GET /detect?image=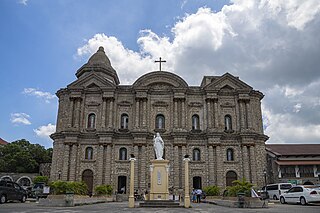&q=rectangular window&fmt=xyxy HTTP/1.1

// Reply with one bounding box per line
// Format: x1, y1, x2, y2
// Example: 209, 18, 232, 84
281, 166, 296, 178
300, 165, 314, 177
